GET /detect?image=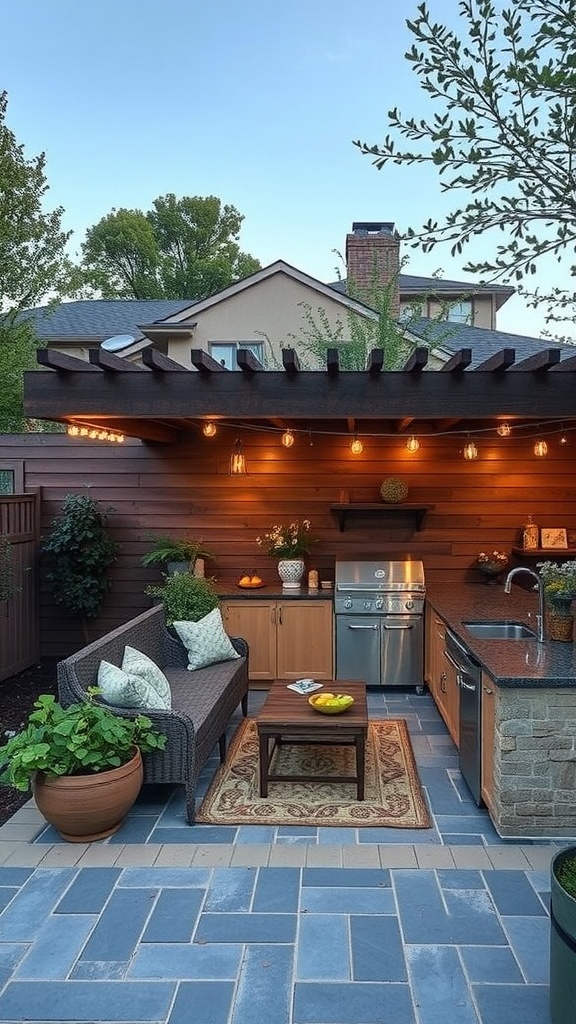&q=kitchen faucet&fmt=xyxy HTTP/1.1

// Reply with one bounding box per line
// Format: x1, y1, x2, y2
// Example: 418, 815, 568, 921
504, 567, 545, 642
